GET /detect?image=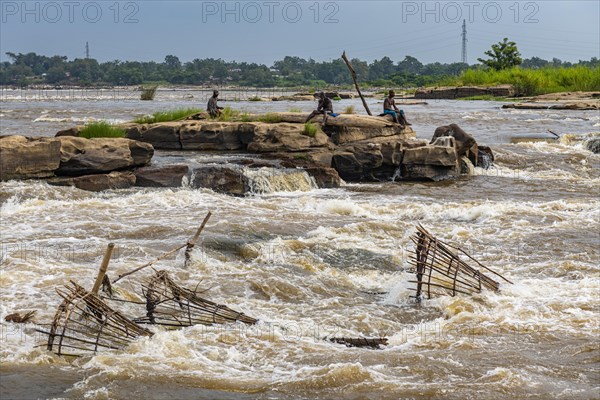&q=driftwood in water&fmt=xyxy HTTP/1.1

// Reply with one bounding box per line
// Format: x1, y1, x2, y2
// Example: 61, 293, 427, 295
409, 225, 512, 302
341, 51, 372, 116
329, 337, 388, 348
37, 281, 152, 357
128, 270, 257, 328
5, 311, 36, 323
